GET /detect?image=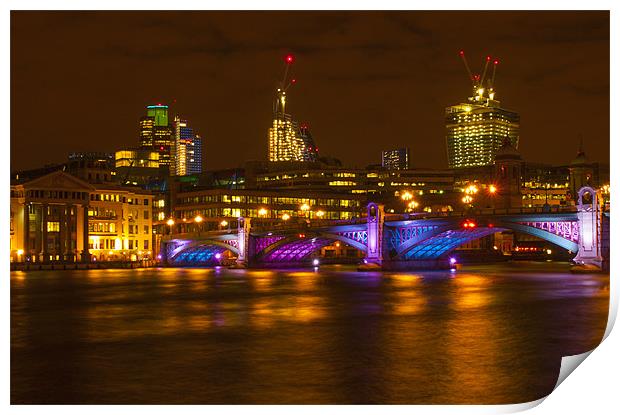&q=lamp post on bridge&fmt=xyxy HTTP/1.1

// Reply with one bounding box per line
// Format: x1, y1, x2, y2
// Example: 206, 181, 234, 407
194, 215, 203, 235
166, 218, 175, 235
